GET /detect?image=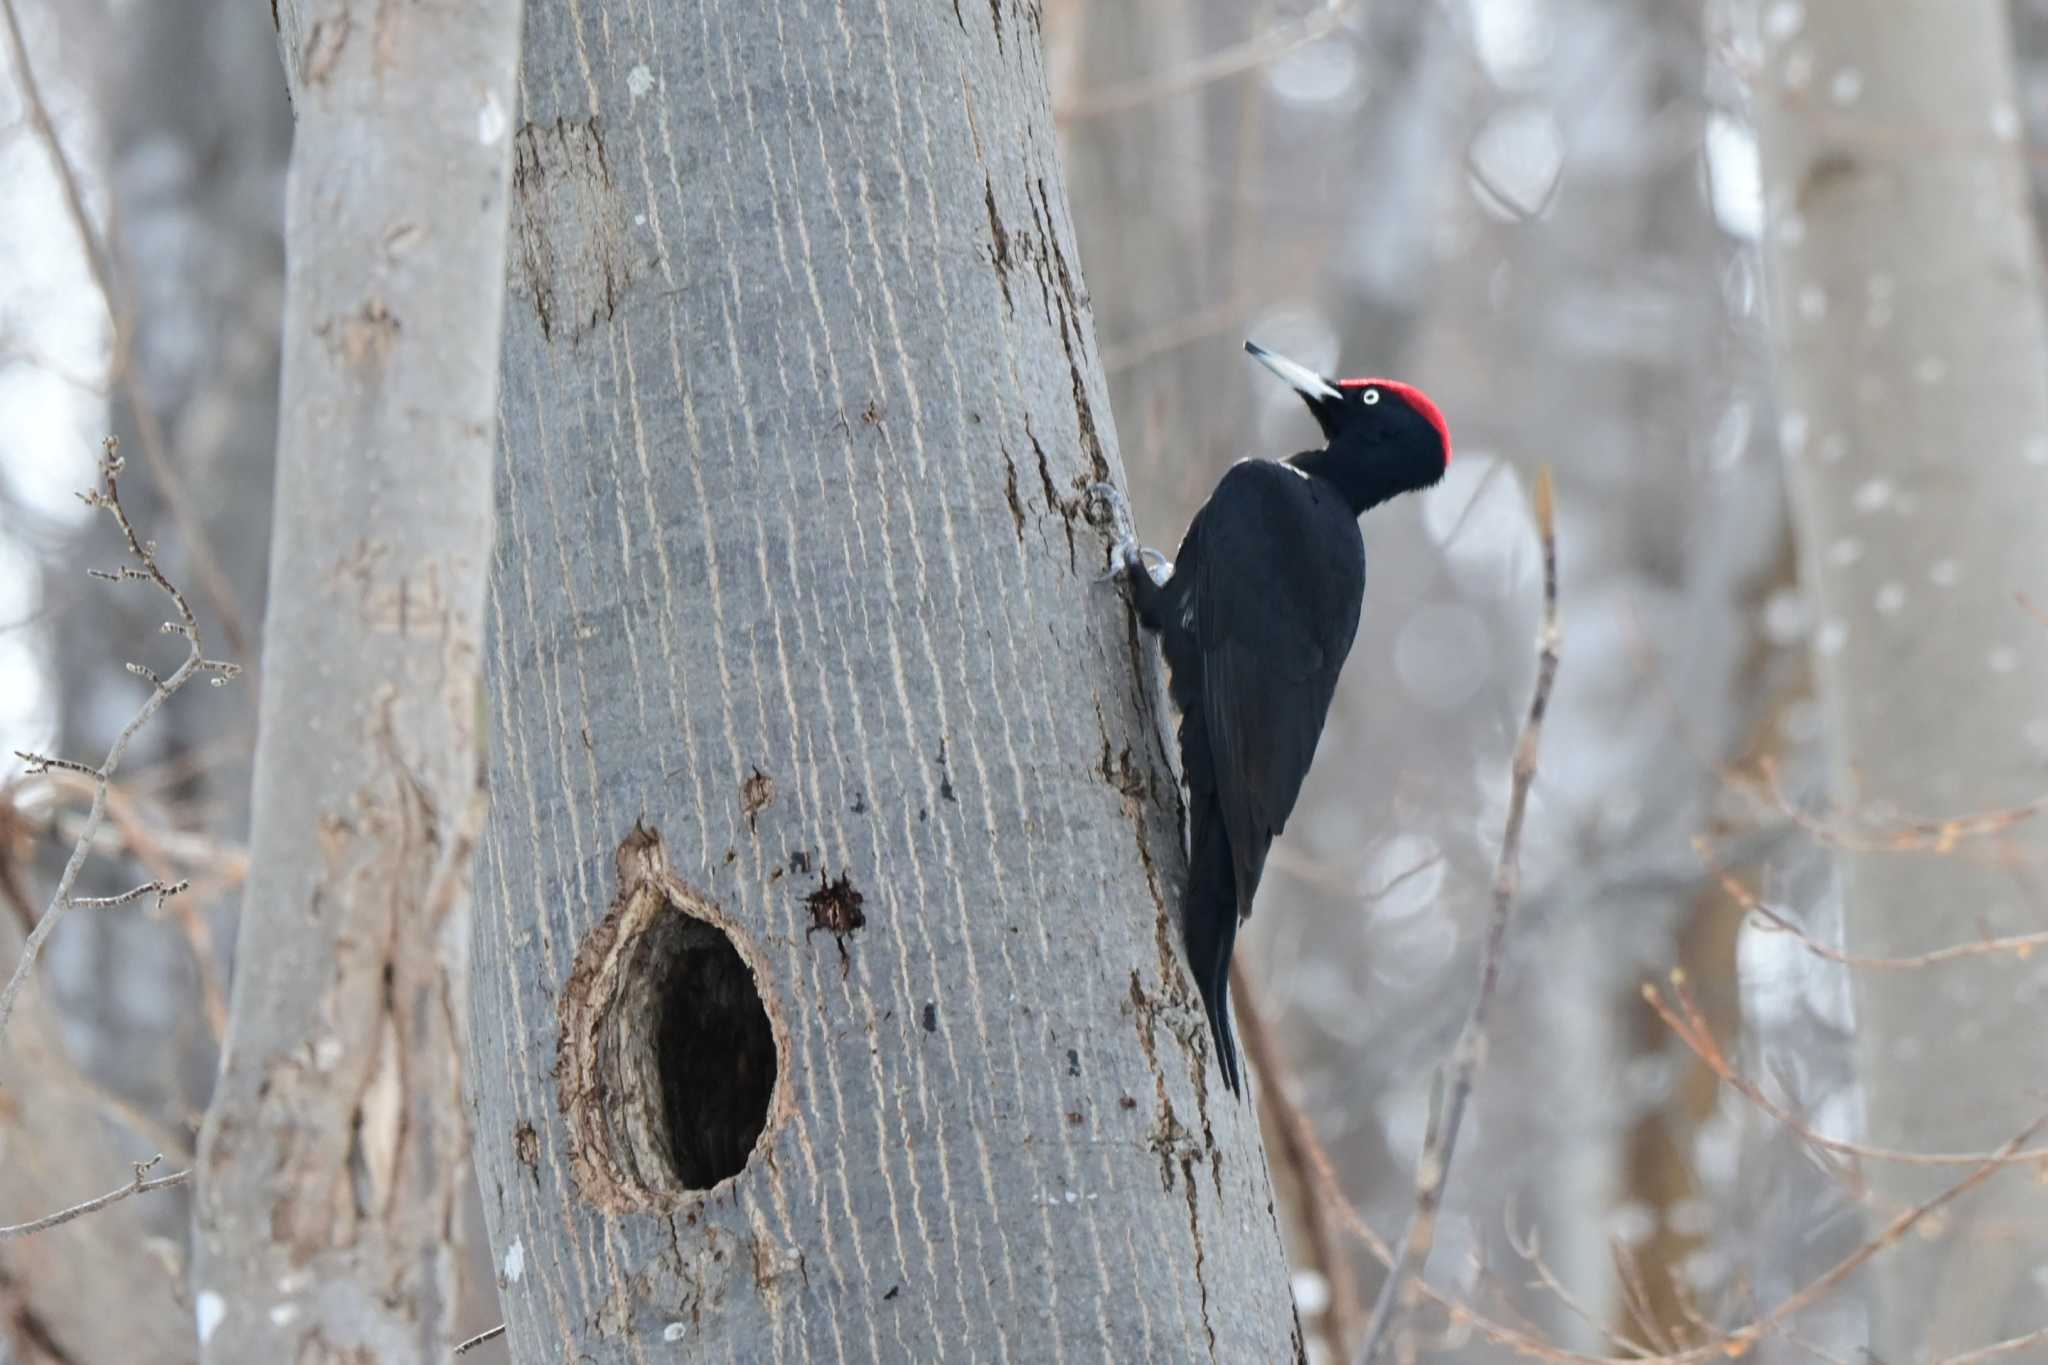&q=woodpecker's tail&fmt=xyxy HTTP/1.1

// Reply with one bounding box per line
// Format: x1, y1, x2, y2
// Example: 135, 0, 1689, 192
1185, 795, 1244, 1096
